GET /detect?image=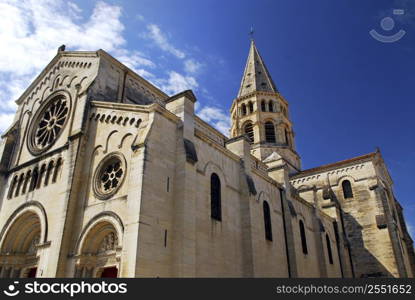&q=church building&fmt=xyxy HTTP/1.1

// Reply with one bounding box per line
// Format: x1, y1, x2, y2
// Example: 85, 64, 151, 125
0, 40, 413, 278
